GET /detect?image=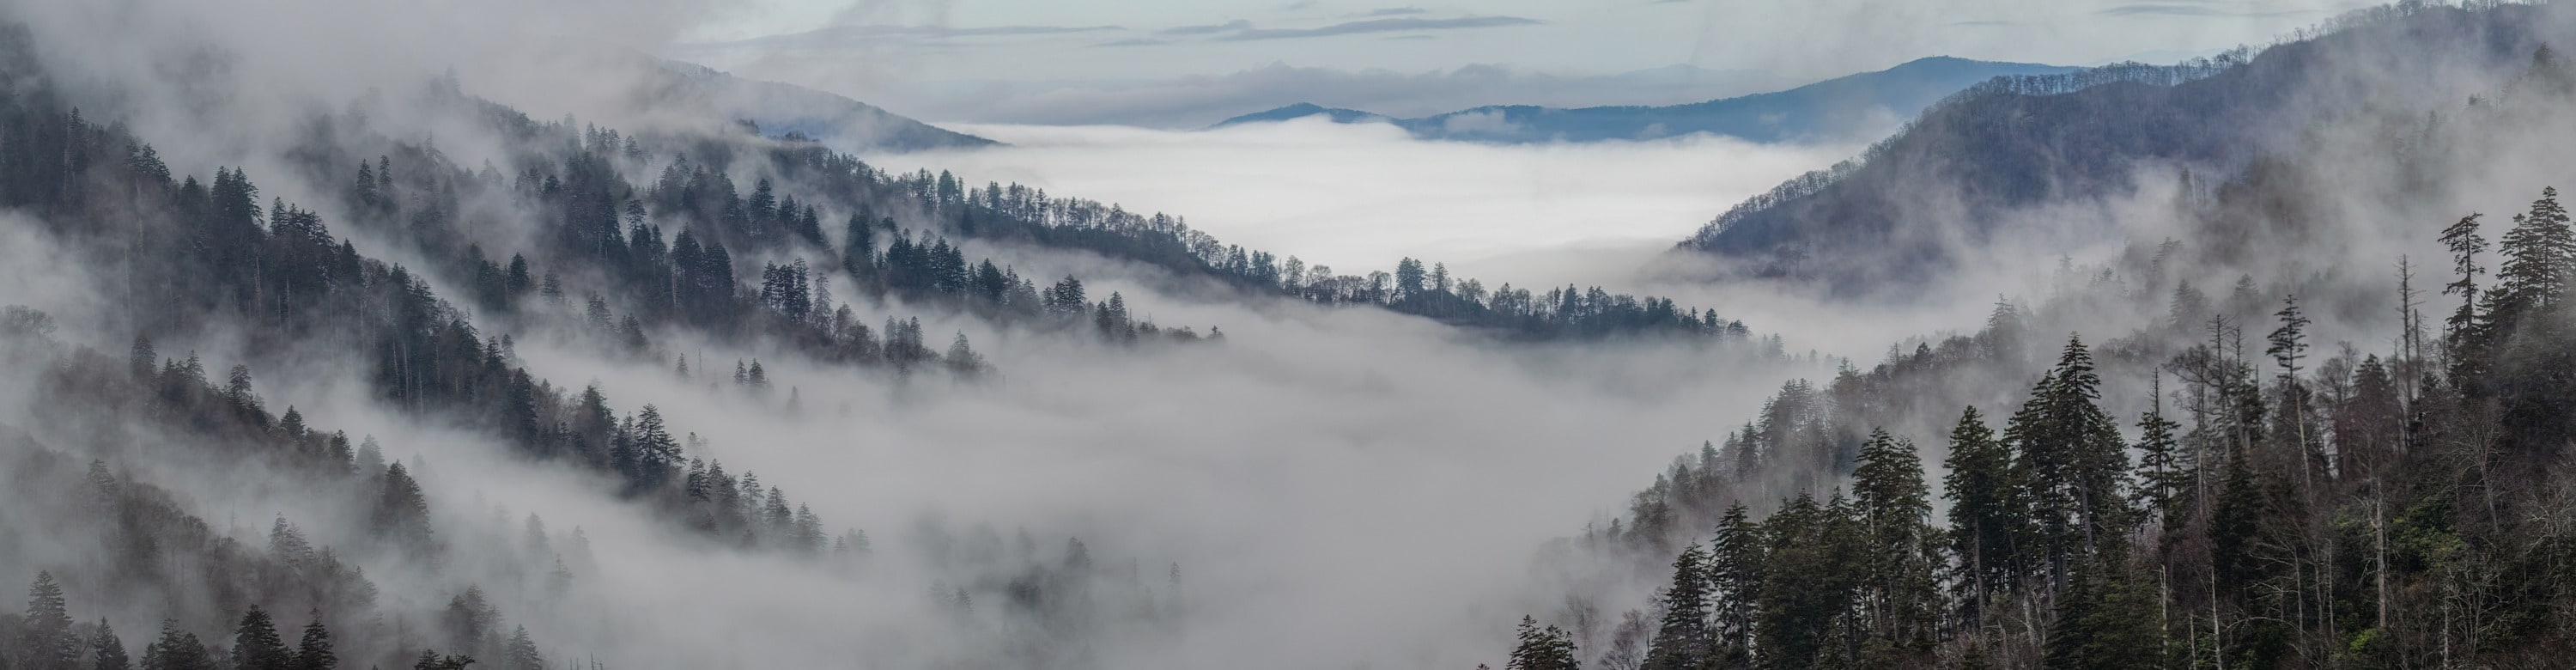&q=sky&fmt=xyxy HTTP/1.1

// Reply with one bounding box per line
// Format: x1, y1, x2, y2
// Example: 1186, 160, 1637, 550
670, 0, 2380, 121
